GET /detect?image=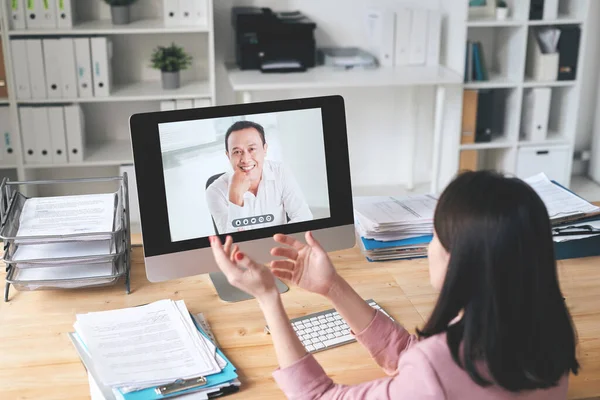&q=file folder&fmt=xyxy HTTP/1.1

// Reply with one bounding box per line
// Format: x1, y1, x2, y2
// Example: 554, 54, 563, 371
193, 98, 211, 108
11, 40, 31, 99
394, 8, 411, 66
0, 42, 8, 98
90, 37, 112, 97
27, 0, 57, 28
426, 10, 442, 66
175, 99, 193, 110
8, 0, 27, 29
42, 39, 63, 98
0, 107, 17, 164
48, 106, 68, 164
64, 104, 85, 162
192, 0, 208, 26
26, 39, 48, 99
159, 100, 176, 111
163, 0, 179, 27
33, 107, 53, 163
74, 38, 94, 98
59, 39, 78, 98
409, 8, 428, 65
522, 88, 551, 142
365, 8, 394, 67
19, 107, 37, 163
179, 0, 195, 26
56, 0, 74, 28
543, 0, 559, 20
